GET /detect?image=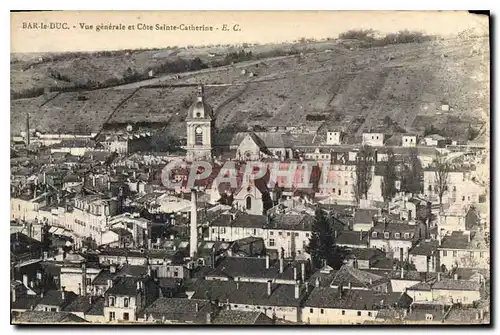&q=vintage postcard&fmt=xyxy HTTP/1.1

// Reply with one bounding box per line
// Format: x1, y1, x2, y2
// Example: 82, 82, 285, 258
10, 11, 490, 325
